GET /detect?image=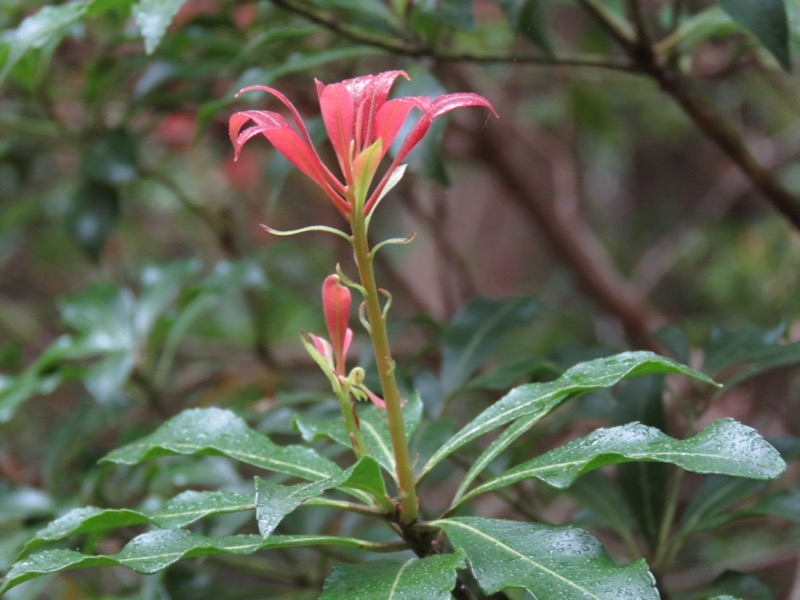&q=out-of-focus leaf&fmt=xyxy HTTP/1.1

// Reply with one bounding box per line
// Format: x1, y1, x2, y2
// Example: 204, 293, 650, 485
657, 7, 742, 56
678, 475, 767, 535
461, 356, 558, 392
0, 372, 60, 423
567, 471, 637, 541
411, 0, 476, 32
19, 491, 254, 556
499, 0, 553, 54
440, 297, 537, 398
132, 0, 190, 54
689, 570, 773, 600
749, 488, 800, 523
0, 529, 390, 594
0, 487, 54, 525
420, 351, 720, 480
295, 393, 422, 475
66, 181, 120, 261
319, 552, 466, 600
436, 518, 658, 598
703, 324, 786, 377
718, 0, 791, 69
459, 419, 784, 505
80, 129, 138, 186
0, 0, 90, 82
